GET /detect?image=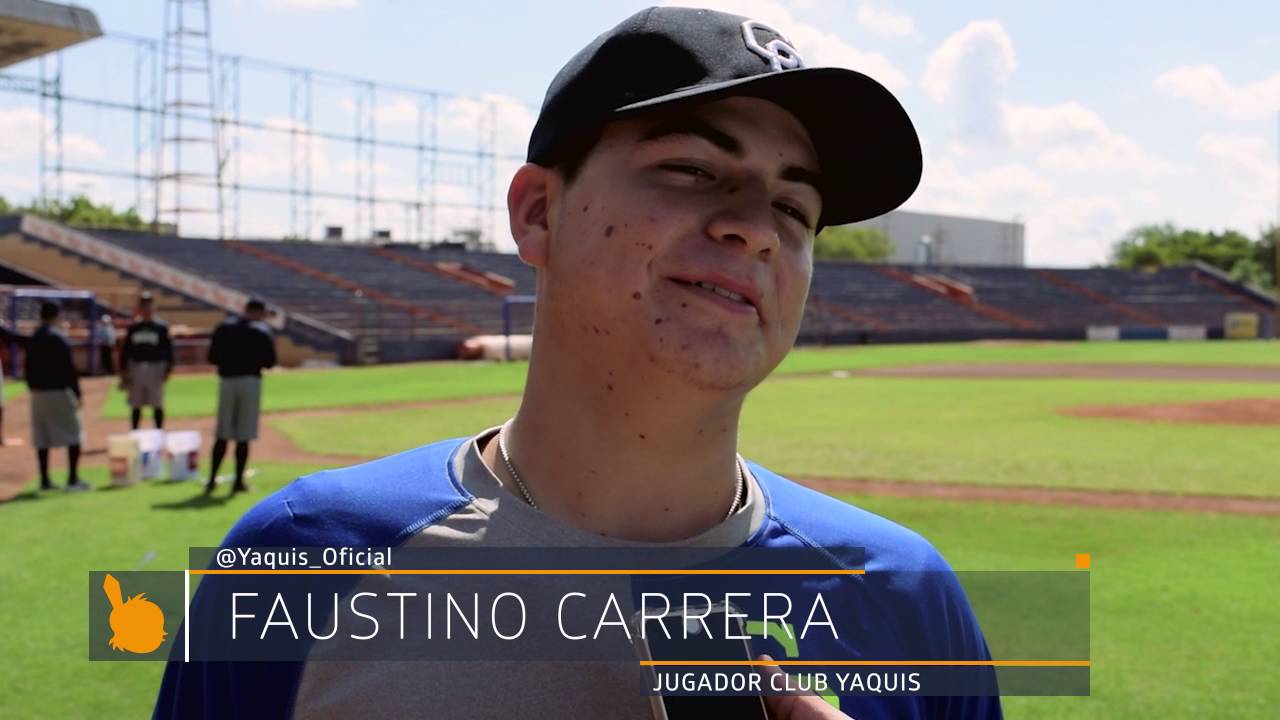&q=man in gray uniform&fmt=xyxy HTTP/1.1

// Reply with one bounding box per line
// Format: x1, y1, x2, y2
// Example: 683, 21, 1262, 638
205, 299, 276, 495
120, 292, 175, 430
26, 301, 87, 491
